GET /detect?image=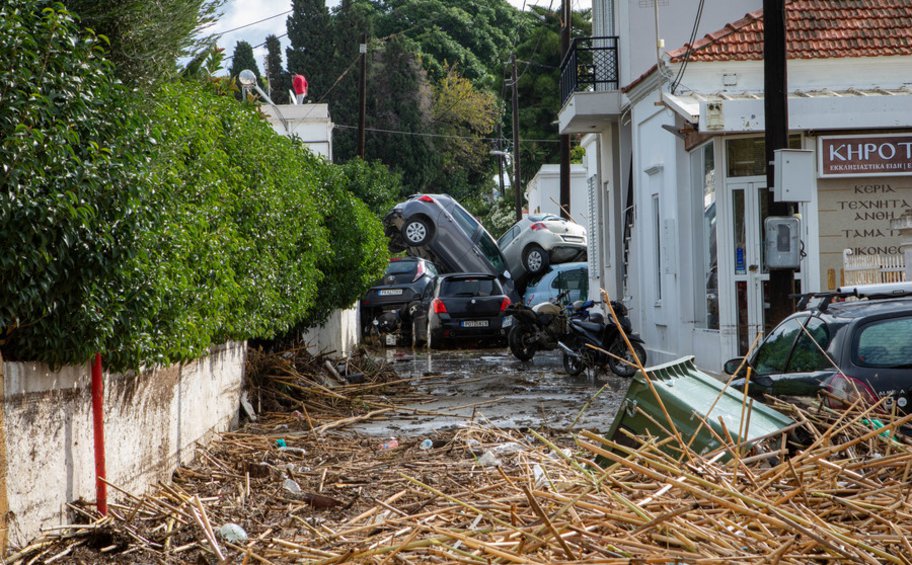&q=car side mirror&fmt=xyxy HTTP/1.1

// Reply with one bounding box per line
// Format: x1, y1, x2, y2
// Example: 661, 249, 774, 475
723, 358, 744, 375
